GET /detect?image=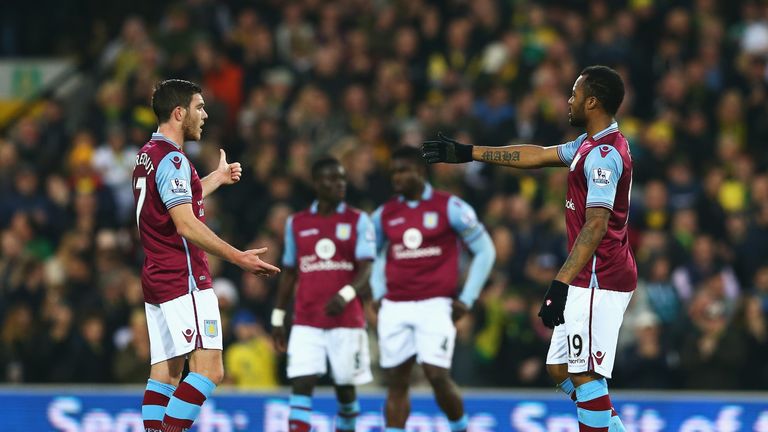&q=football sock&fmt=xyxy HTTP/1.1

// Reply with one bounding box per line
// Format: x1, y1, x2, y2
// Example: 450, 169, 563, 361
162, 373, 216, 432
142, 379, 175, 432
289, 394, 313, 432
575, 379, 613, 432
335, 400, 359, 431
558, 377, 577, 402
449, 413, 469, 431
